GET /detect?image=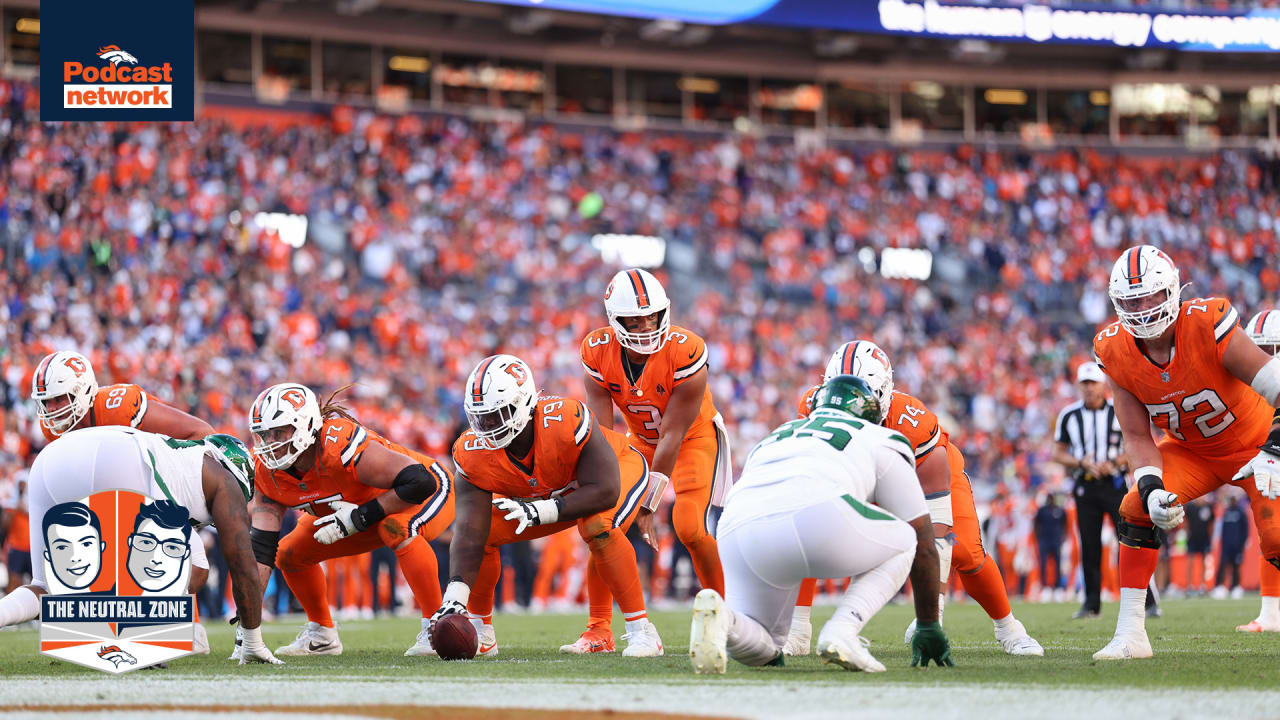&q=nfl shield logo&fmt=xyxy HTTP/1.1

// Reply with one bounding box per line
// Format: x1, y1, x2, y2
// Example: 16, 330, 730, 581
39, 489, 196, 674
